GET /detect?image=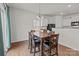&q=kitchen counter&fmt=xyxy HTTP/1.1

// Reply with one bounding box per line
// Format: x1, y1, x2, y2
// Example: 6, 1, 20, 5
52, 28, 79, 51
62, 26, 79, 29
